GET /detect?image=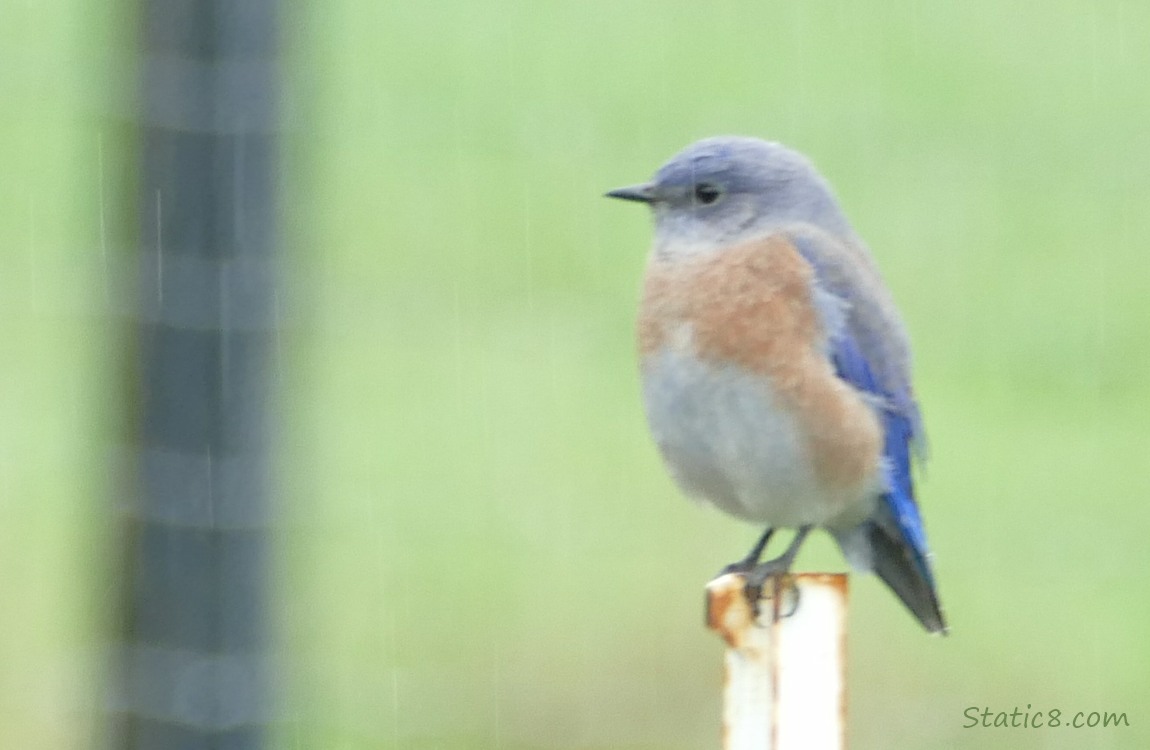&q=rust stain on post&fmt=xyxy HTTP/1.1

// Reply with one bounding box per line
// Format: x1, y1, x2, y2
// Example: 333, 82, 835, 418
705, 574, 755, 648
